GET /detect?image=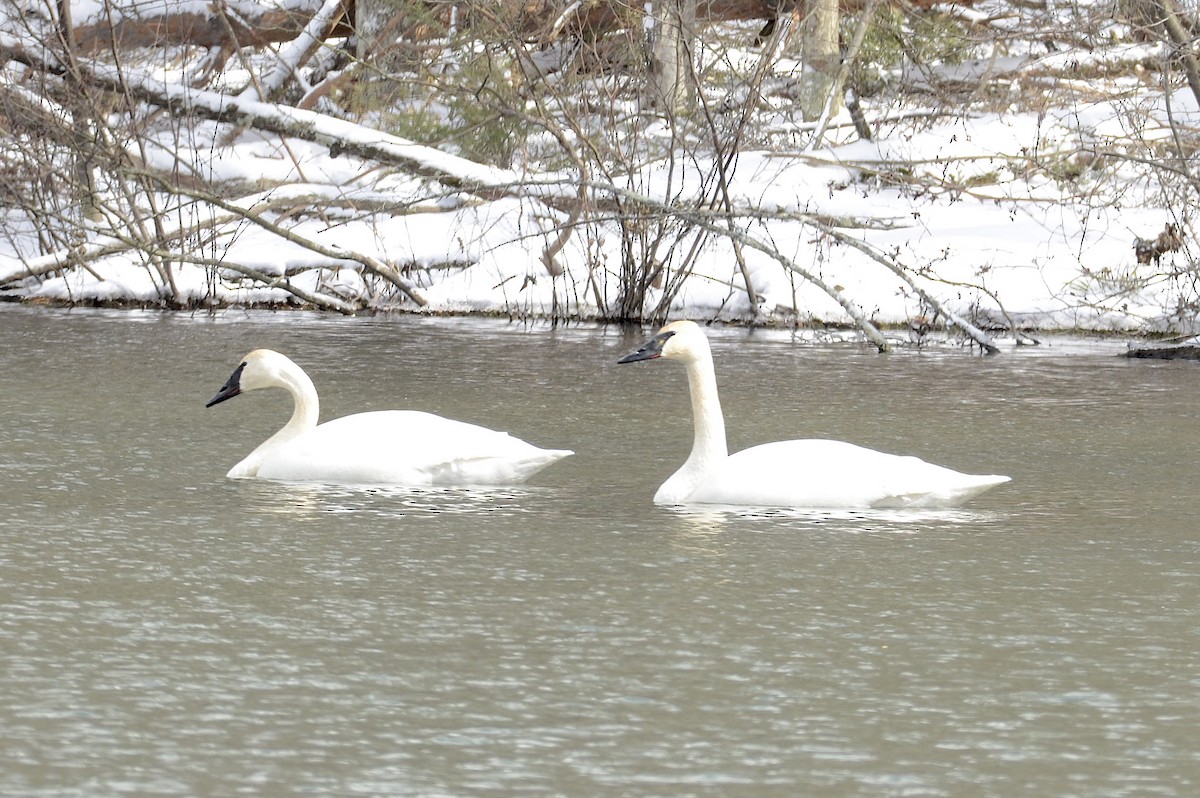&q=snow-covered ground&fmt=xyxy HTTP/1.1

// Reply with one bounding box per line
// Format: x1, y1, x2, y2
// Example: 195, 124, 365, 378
2, 5, 1198, 339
